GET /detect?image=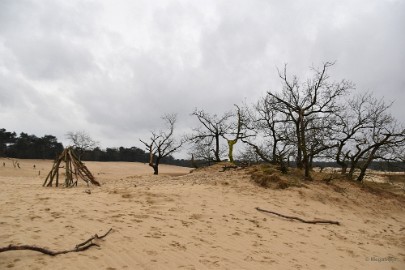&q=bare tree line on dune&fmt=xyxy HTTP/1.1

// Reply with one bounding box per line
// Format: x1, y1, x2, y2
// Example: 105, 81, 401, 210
141, 62, 404, 180
1, 62, 402, 179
